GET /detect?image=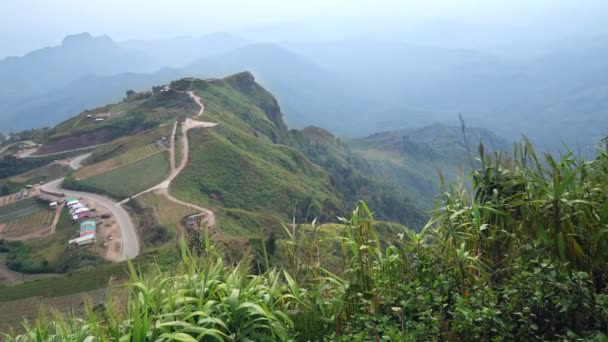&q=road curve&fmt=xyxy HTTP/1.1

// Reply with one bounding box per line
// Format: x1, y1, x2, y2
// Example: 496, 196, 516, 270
42, 179, 140, 260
